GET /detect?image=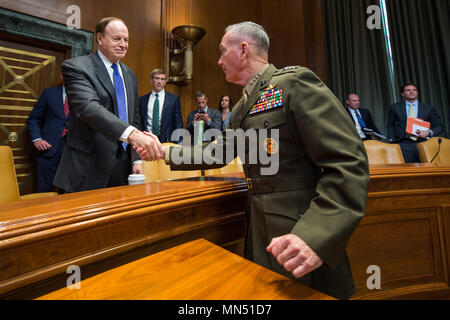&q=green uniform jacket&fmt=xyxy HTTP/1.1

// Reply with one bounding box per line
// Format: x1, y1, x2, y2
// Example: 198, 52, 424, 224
169, 64, 369, 299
